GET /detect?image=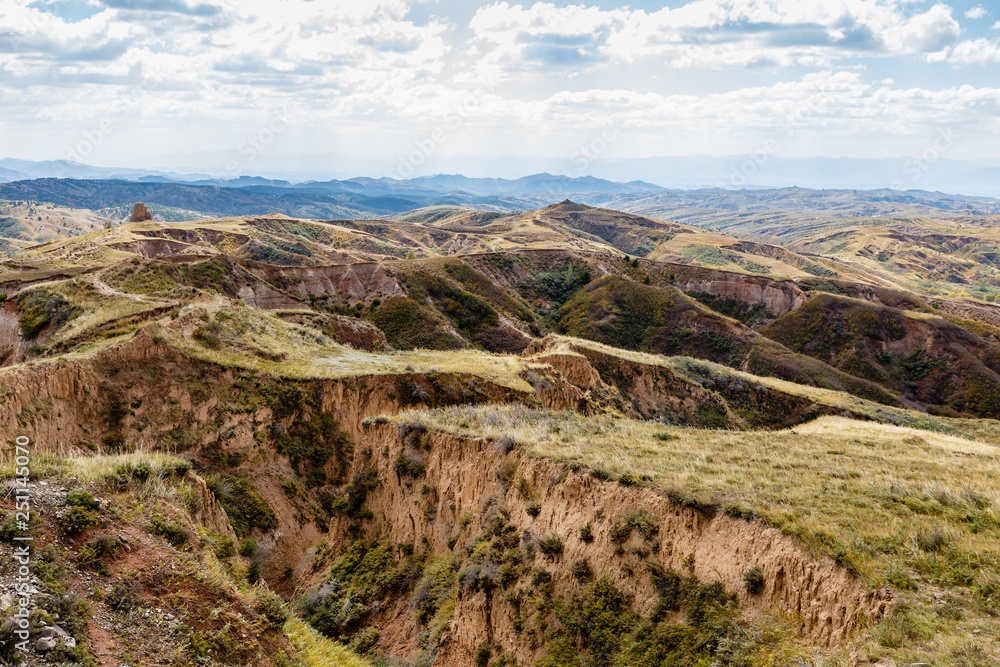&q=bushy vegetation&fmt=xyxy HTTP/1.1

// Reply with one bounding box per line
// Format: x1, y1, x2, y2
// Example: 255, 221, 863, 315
60, 505, 103, 535
276, 411, 351, 475
688, 291, 774, 326
301, 540, 418, 639
368, 297, 464, 350
17, 287, 77, 338
148, 515, 190, 547
522, 263, 592, 307
402, 269, 501, 340
205, 473, 279, 538
533, 571, 786, 667
558, 277, 746, 367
